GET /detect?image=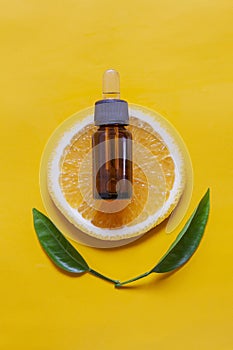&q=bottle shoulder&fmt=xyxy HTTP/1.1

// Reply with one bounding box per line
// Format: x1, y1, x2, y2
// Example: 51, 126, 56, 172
93, 125, 132, 140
